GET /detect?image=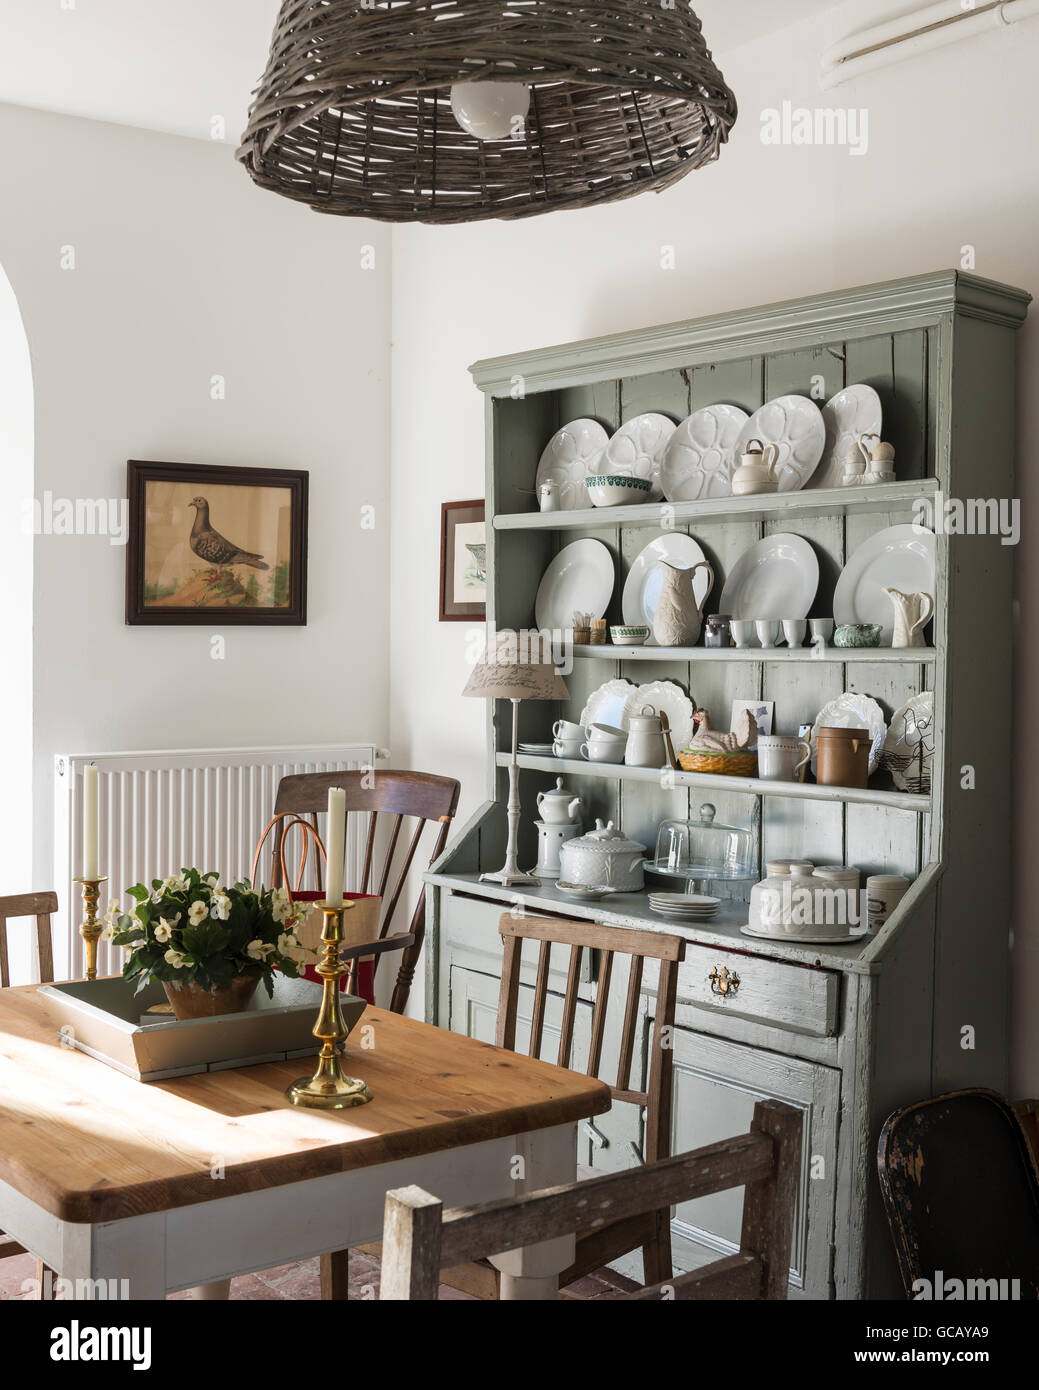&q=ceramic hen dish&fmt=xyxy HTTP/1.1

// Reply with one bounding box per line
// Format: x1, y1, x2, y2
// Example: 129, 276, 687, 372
734, 396, 826, 492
